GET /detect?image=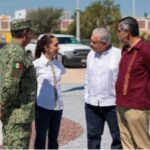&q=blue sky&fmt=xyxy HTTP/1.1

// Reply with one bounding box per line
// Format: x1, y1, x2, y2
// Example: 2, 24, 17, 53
0, 0, 149, 18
